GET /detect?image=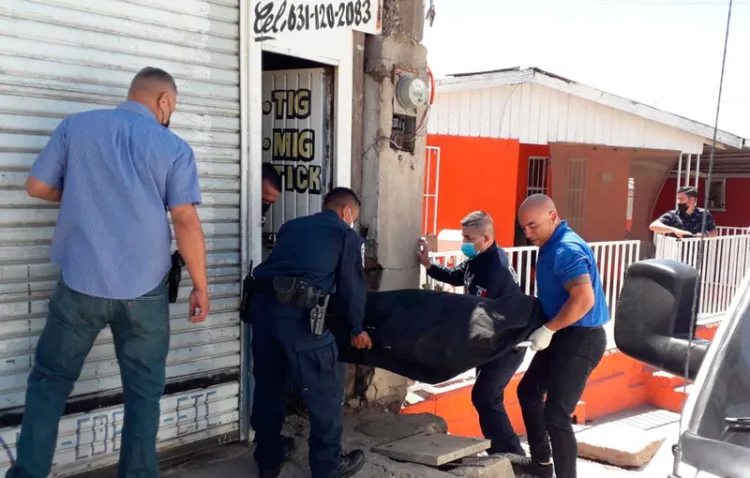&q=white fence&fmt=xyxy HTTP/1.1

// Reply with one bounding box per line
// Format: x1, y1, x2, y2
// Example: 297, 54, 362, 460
716, 225, 750, 236
420, 240, 642, 323
655, 233, 750, 319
